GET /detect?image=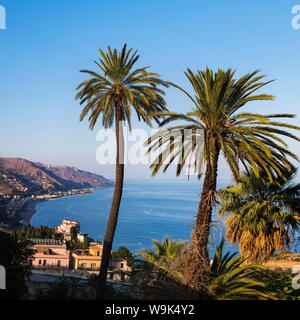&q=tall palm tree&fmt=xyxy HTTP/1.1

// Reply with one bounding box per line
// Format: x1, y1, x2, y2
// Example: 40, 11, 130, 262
76, 44, 168, 298
218, 168, 300, 263
145, 68, 300, 297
